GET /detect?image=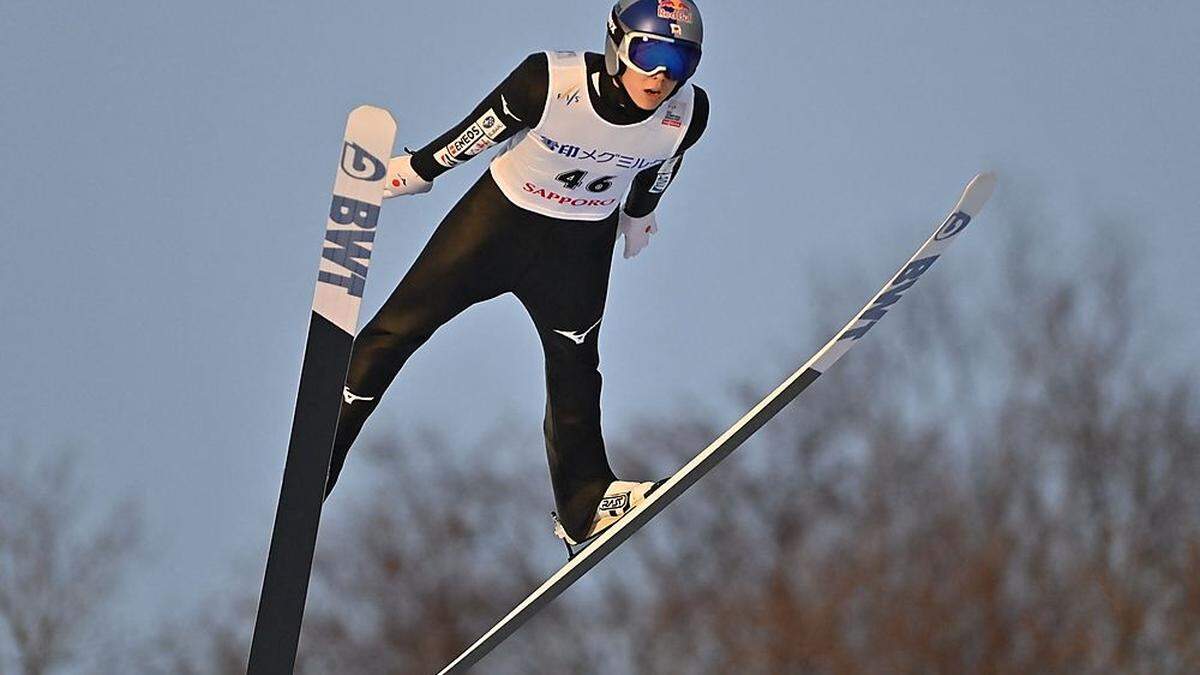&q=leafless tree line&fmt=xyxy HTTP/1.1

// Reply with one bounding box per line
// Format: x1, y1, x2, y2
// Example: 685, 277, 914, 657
0, 442, 141, 675
5, 221, 1197, 673
158, 226, 1199, 673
